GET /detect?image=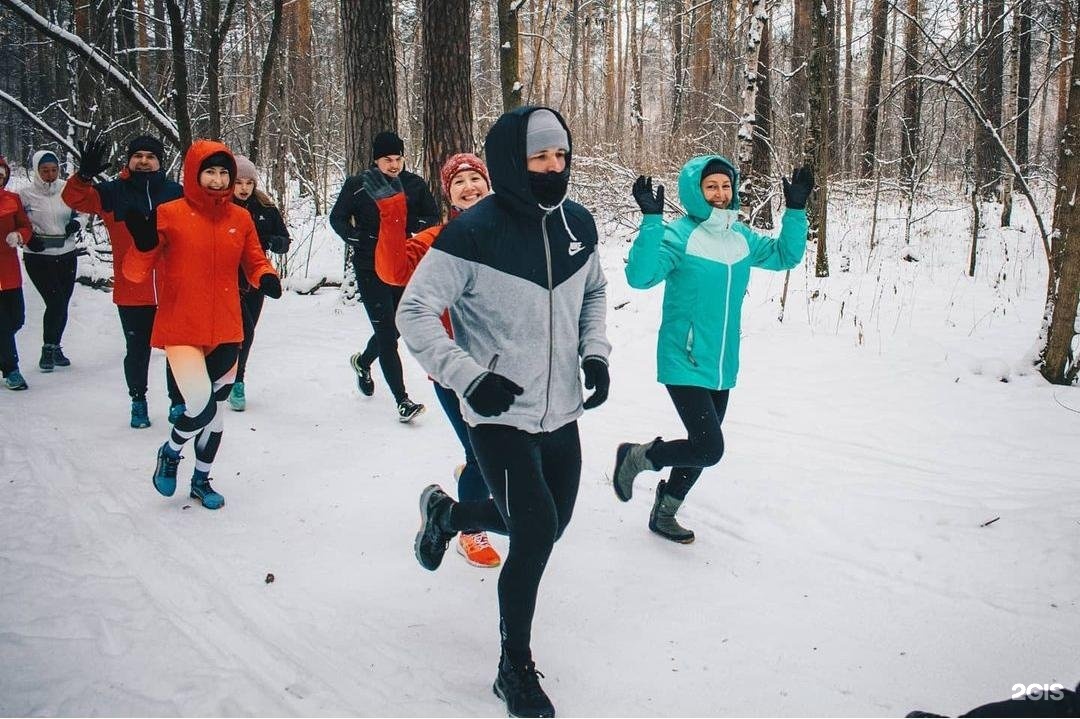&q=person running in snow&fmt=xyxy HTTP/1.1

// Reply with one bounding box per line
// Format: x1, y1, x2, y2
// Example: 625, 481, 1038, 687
123, 140, 281, 510
611, 155, 813, 543
368, 151, 501, 569
0, 155, 33, 390
227, 155, 291, 412
17, 149, 82, 373
63, 132, 186, 429
397, 107, 611, 718
329, 130, 439, 422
